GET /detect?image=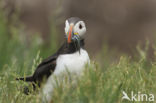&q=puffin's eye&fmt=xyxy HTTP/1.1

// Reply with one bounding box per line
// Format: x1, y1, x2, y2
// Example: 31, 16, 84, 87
79, 24, 82, 29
